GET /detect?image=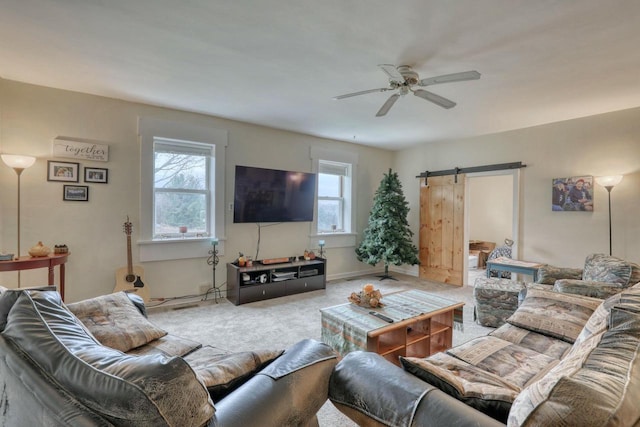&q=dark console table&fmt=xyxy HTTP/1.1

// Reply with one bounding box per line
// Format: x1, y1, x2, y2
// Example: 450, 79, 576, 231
226, 258, 326, 305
